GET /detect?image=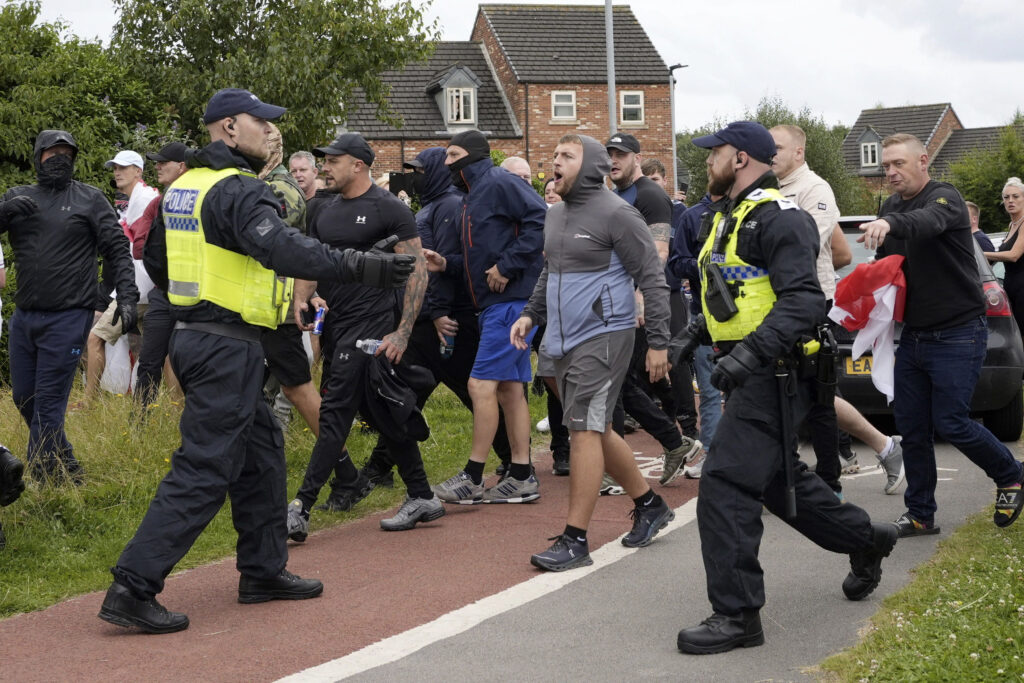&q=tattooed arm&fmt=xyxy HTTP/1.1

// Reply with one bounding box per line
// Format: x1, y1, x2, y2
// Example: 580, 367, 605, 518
378, 236, 427, 364
649, 221, 671, 267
